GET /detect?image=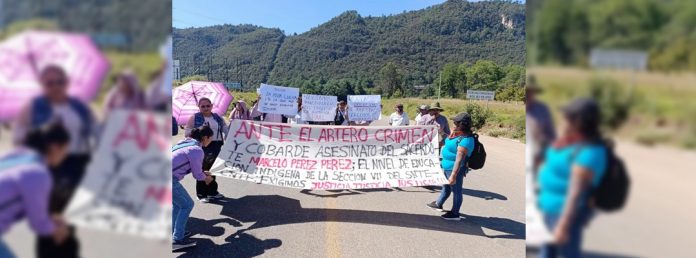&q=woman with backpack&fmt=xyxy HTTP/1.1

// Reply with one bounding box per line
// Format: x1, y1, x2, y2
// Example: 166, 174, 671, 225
184, 97, 227, 203
426, 112, 475, 221
536, 98, 608, 258
172, 125, 215, 251
0, 123, 72, 258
